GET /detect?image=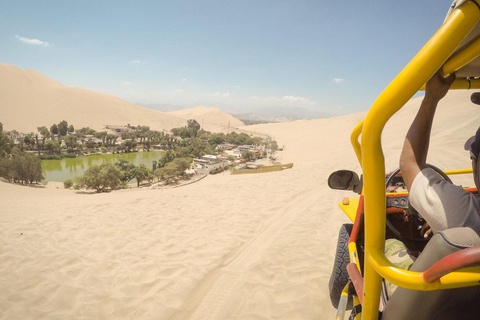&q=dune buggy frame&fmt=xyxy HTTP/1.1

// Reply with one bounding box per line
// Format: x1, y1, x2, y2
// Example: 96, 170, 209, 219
332, 1, 480, 319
